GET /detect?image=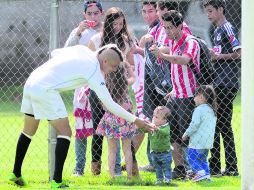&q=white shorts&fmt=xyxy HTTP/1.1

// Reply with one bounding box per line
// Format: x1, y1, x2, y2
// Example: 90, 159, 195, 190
21, 82, 68, 120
